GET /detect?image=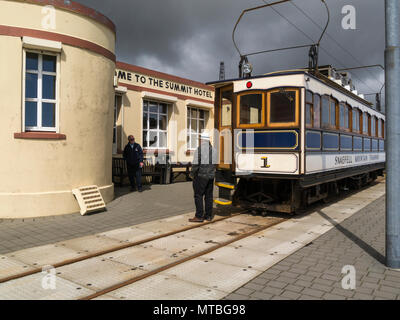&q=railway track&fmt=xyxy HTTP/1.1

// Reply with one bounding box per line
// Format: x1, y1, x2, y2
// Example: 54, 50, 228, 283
0, 210, 286, 300
0, 179, 384, 300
